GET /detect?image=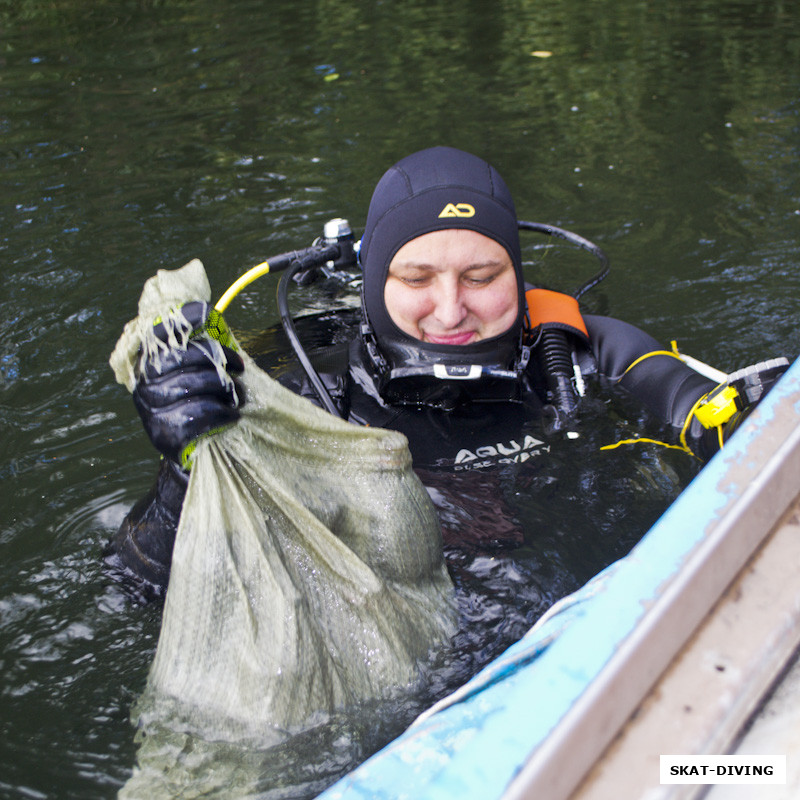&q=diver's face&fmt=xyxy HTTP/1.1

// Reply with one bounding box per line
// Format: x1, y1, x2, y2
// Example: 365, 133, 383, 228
384, 229, 519, 345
